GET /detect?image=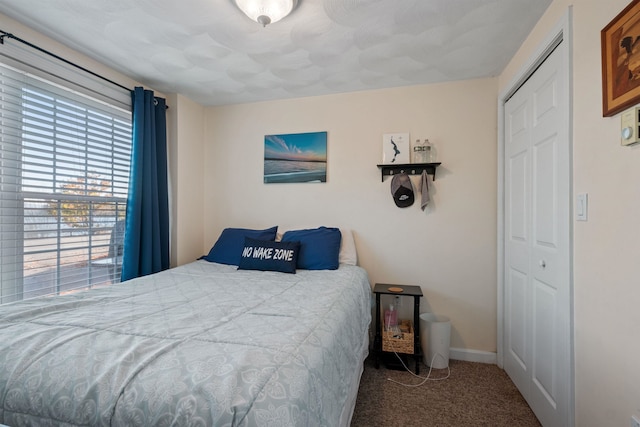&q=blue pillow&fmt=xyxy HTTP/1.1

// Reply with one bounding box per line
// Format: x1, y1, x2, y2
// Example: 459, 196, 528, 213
281, 227, 342, 270
237, 237, 300, 274
203, 226, 278, 266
